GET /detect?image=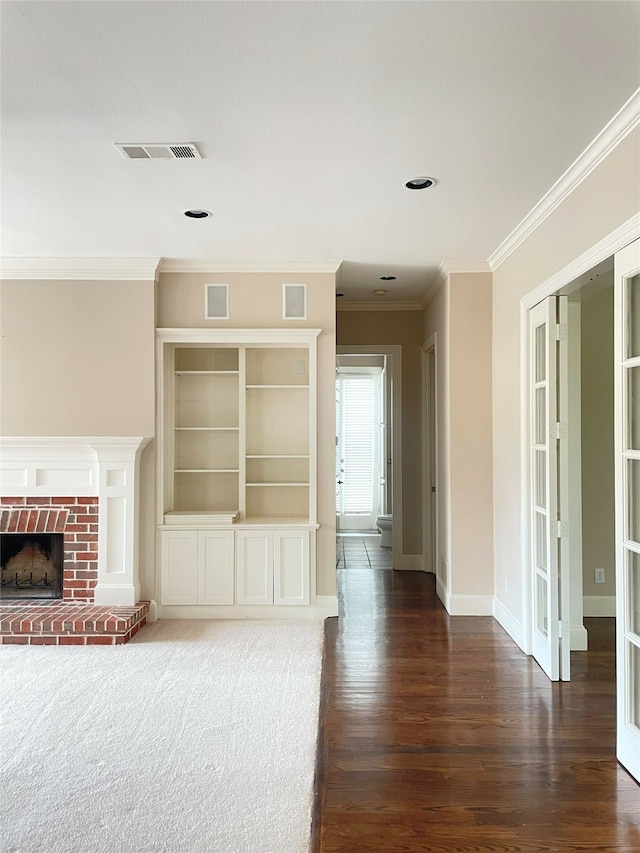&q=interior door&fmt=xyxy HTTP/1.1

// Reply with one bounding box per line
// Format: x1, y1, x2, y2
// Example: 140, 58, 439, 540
529, 296, 562, 681
614, 238, 640, 782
